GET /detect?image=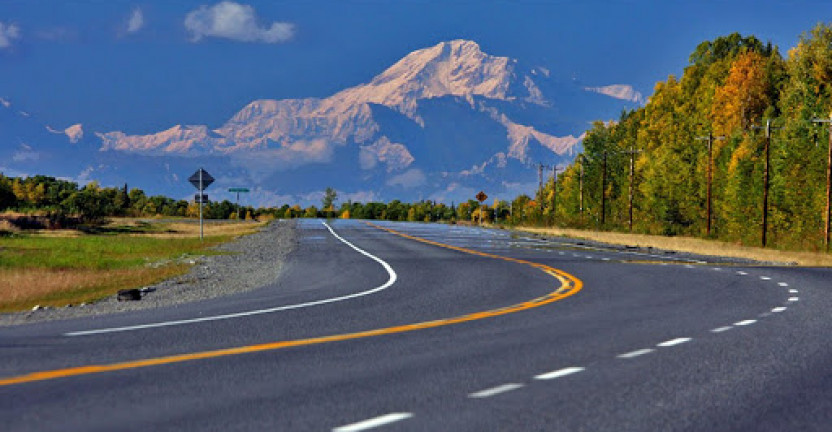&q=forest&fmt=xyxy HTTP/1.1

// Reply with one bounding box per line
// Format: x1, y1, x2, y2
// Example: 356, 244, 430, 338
527, 25, 832, 251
